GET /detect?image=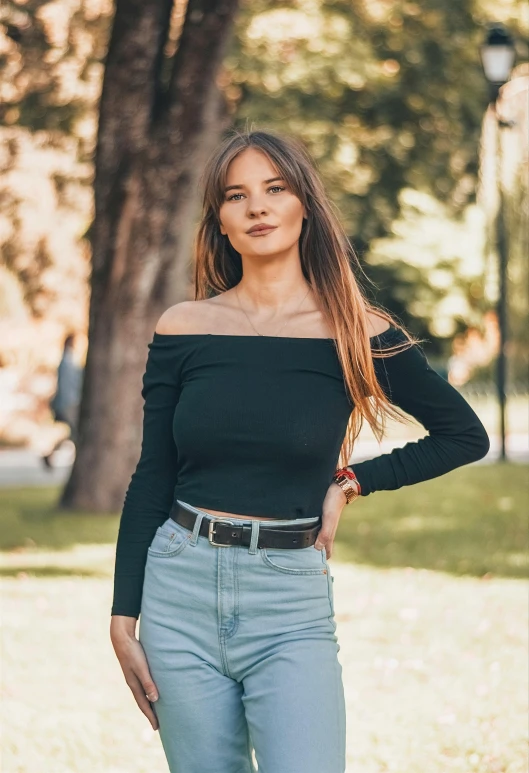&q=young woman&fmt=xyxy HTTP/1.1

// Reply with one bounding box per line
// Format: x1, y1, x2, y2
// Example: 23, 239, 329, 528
110, 129, 490, 773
